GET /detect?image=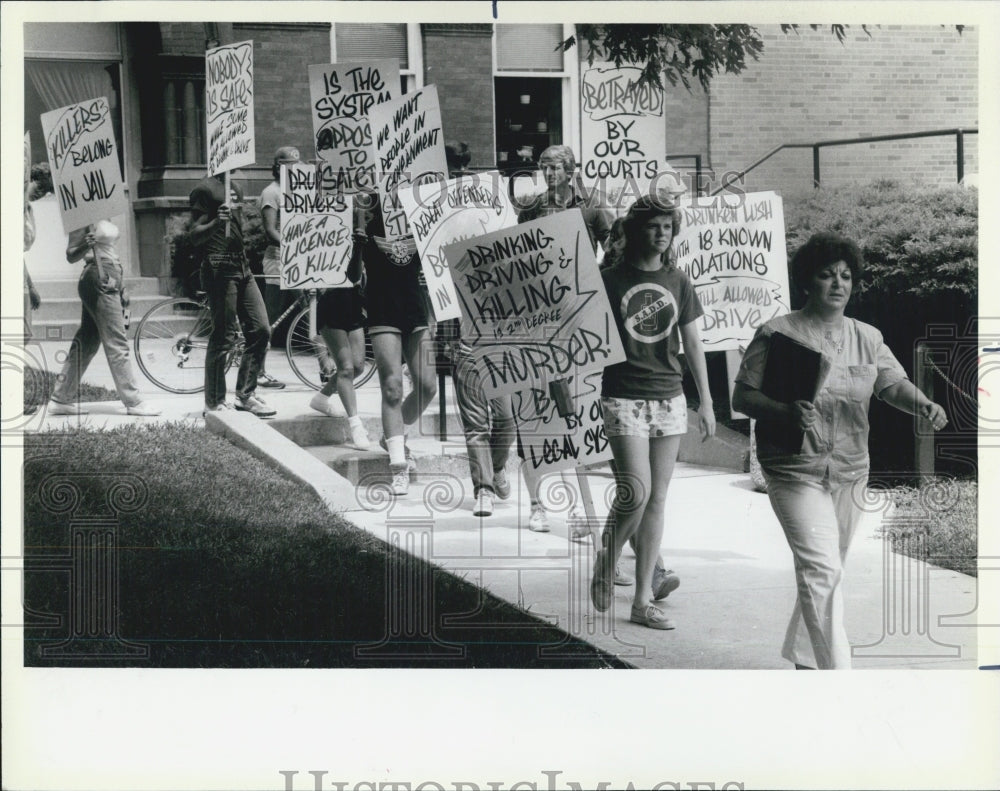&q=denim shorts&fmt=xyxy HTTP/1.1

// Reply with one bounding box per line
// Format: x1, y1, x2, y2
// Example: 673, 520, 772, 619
601, 393, 688, 438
